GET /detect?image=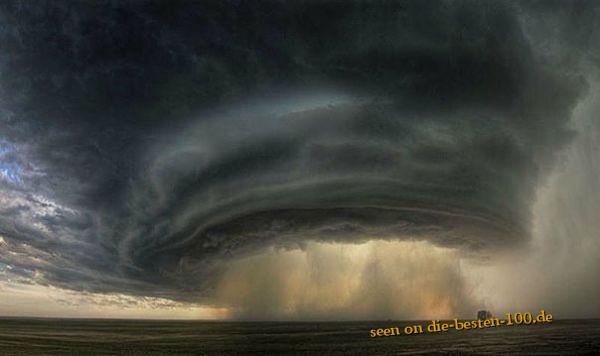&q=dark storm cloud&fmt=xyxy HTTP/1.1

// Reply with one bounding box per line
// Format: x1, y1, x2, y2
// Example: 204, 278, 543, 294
0, 1, 594, 301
